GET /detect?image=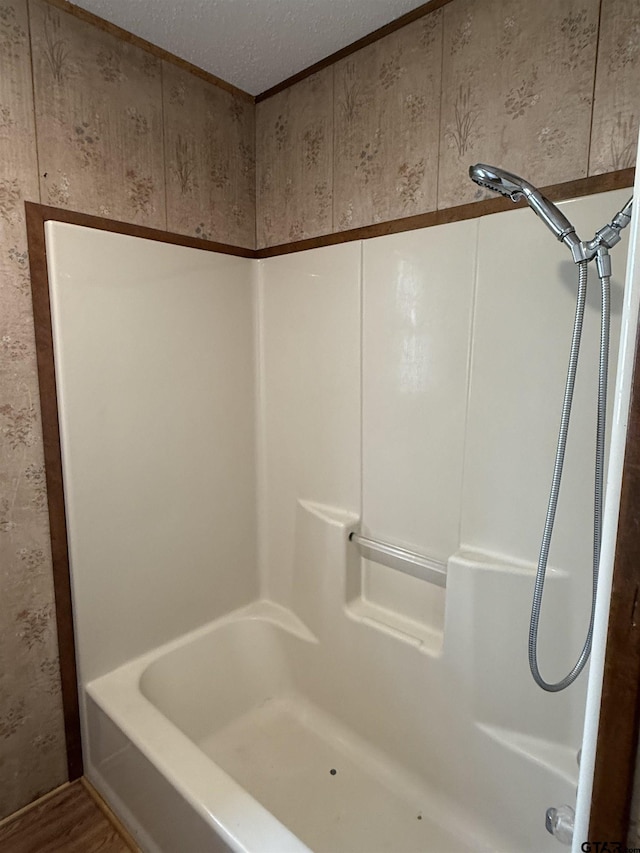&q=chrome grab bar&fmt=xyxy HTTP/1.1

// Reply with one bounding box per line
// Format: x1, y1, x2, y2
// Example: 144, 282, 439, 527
349, 532, 447, 588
